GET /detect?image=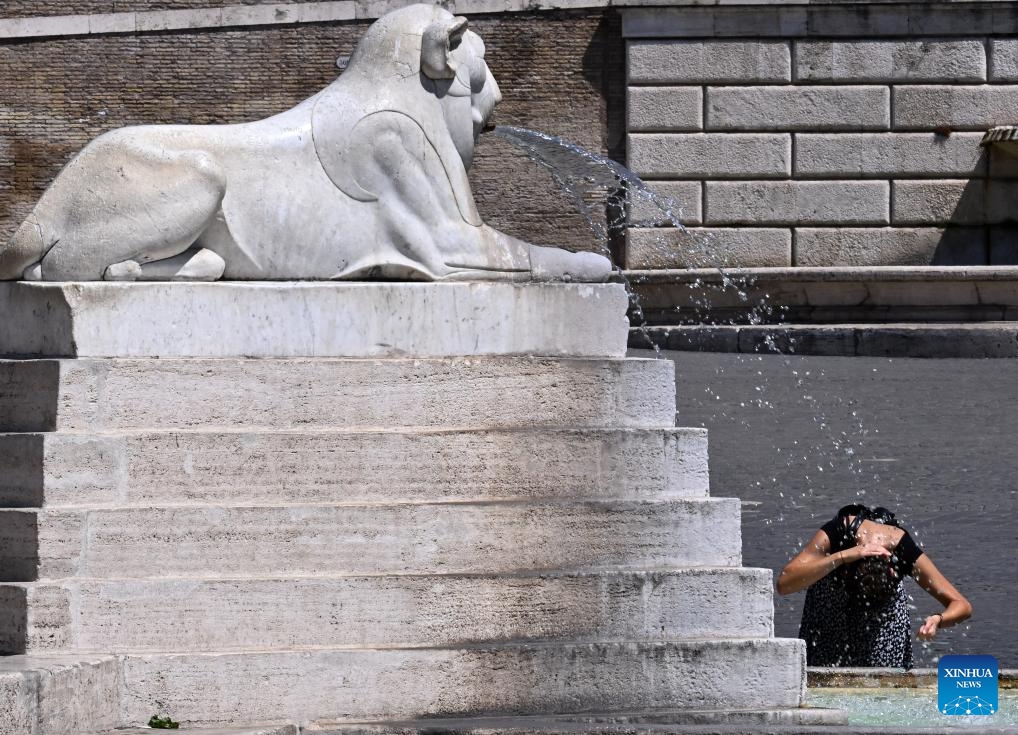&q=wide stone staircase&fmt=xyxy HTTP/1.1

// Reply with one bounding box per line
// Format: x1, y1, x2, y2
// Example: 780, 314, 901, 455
0, 282, 824, 734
